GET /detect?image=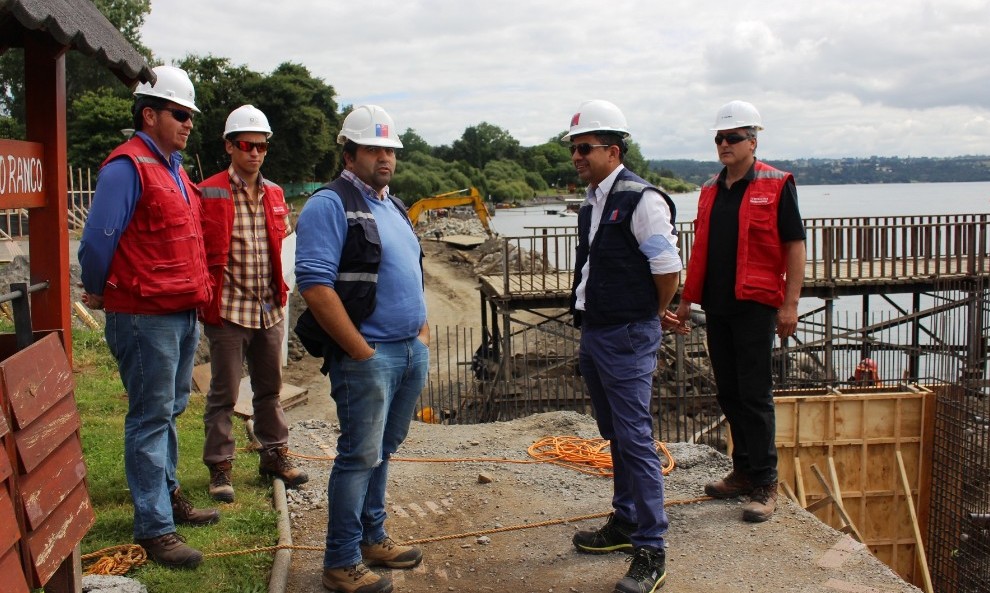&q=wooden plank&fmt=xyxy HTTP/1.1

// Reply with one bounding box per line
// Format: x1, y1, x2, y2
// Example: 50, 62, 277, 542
0, 334, 74, 429
233, 379, 309, 419
793, 457, 807, 507
25, 482, 93, 587
0, 449, 10, 484
0, 405, 7, 438
0, 486, 21, 554
11, 395, 79, 475
896, 450, 934, 593
18, 437, 87, 530
0, 547, 31, 593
